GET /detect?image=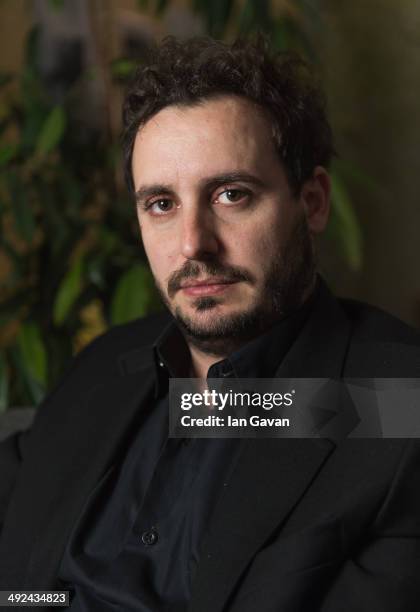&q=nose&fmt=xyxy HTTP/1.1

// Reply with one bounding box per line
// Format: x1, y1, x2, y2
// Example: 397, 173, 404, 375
180, 206, 219, 260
